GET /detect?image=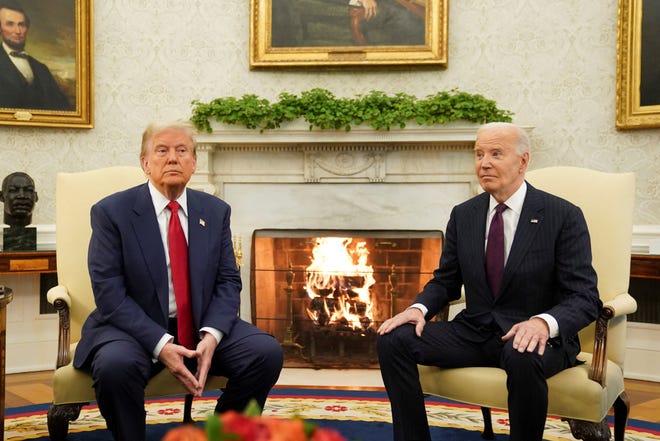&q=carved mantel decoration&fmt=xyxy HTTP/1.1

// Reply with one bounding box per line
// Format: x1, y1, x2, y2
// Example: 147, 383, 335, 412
304, 147, 387, 183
